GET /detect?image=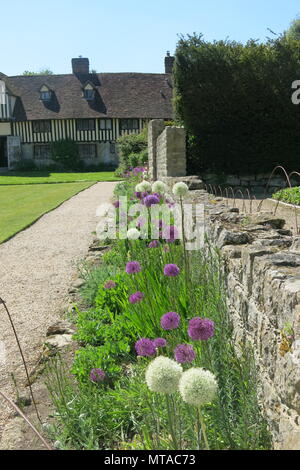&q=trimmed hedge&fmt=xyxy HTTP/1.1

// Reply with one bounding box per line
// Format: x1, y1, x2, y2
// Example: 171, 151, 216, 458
173, 34, 300, 175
